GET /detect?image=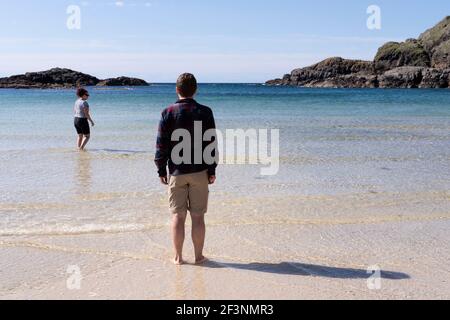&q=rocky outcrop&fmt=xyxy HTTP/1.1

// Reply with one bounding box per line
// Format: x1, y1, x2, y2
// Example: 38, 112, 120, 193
376, 67, 449, 89
291, 57, 373, 83
0, 68, 100, 89
378, 67, 424, 88
96, 77, 149, 87
0, 68, 149, 89
374, 40, 430, 72
419, 16, 450, 69
267, 16, 450, 89
420, 68, 450, 88
266, 57, 377, 88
